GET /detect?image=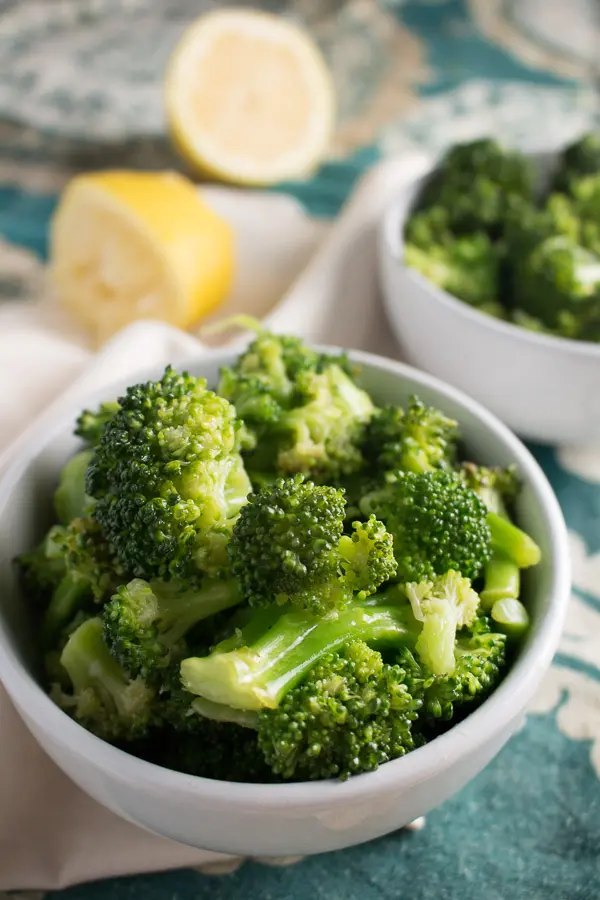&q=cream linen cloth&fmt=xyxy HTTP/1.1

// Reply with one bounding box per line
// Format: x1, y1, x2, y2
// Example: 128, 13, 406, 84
0, 155, 429, 890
